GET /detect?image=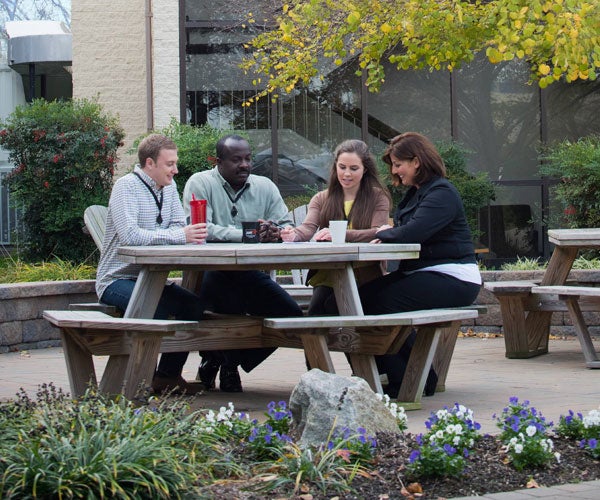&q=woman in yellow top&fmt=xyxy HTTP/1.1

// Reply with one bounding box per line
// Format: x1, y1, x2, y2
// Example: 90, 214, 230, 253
281, 139, 391, 314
